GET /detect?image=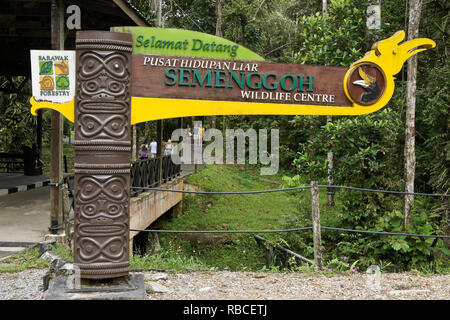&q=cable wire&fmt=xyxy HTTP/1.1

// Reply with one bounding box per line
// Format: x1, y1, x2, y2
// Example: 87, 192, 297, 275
131, 185, 312, 194
320, 226, 450, 239
131, 185, 449, 197
129, 227, 313, 234
320, 185, 449, 198
128, 226, 449, 238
